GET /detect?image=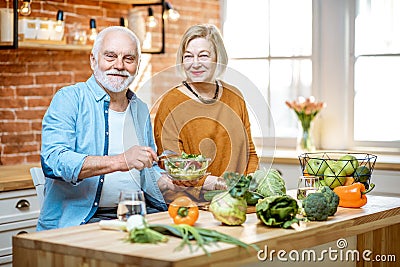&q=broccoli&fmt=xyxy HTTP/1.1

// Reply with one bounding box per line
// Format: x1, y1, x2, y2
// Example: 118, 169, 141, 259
318, 186, 339, 216
303, 193, 330, 221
